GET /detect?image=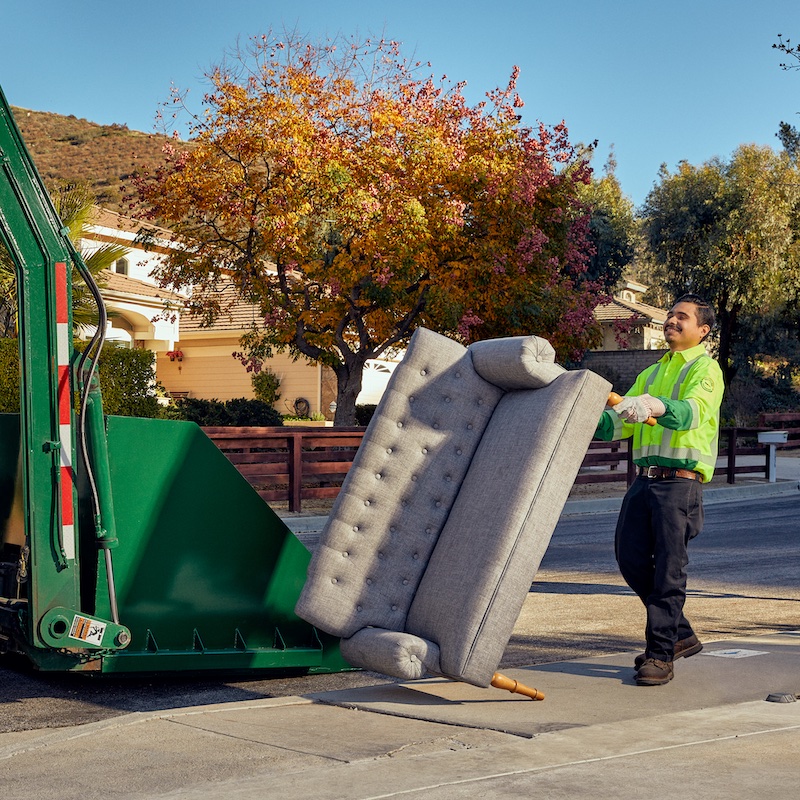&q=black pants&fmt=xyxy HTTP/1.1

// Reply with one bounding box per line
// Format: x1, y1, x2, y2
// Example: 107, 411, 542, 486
614, 476, 704, 661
